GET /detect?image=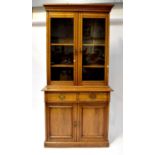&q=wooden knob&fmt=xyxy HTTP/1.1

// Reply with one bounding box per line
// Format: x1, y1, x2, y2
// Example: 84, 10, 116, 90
59, 94, 65, 100
89, 93, 96, 99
